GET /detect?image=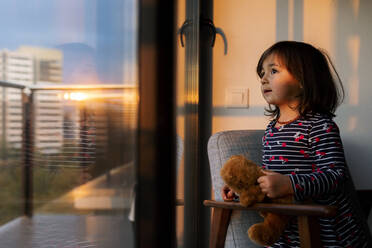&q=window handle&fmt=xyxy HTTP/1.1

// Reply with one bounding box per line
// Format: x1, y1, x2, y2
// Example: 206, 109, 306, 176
178, 19, 191, 47
215, 27, 228, 55
178, 18, 228, 55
